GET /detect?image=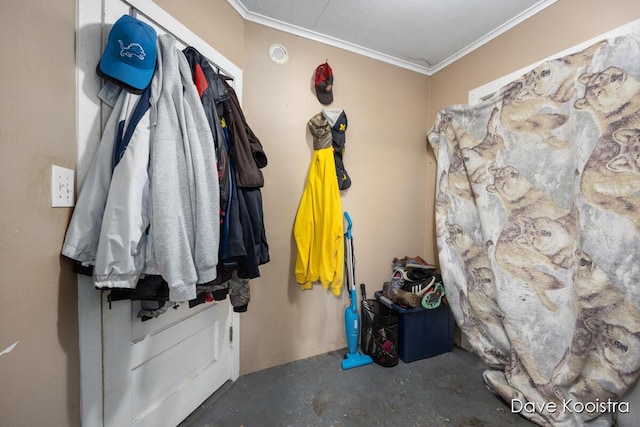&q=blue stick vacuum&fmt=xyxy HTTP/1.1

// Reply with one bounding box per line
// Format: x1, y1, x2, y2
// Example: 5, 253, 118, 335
341, 212, 373, 370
